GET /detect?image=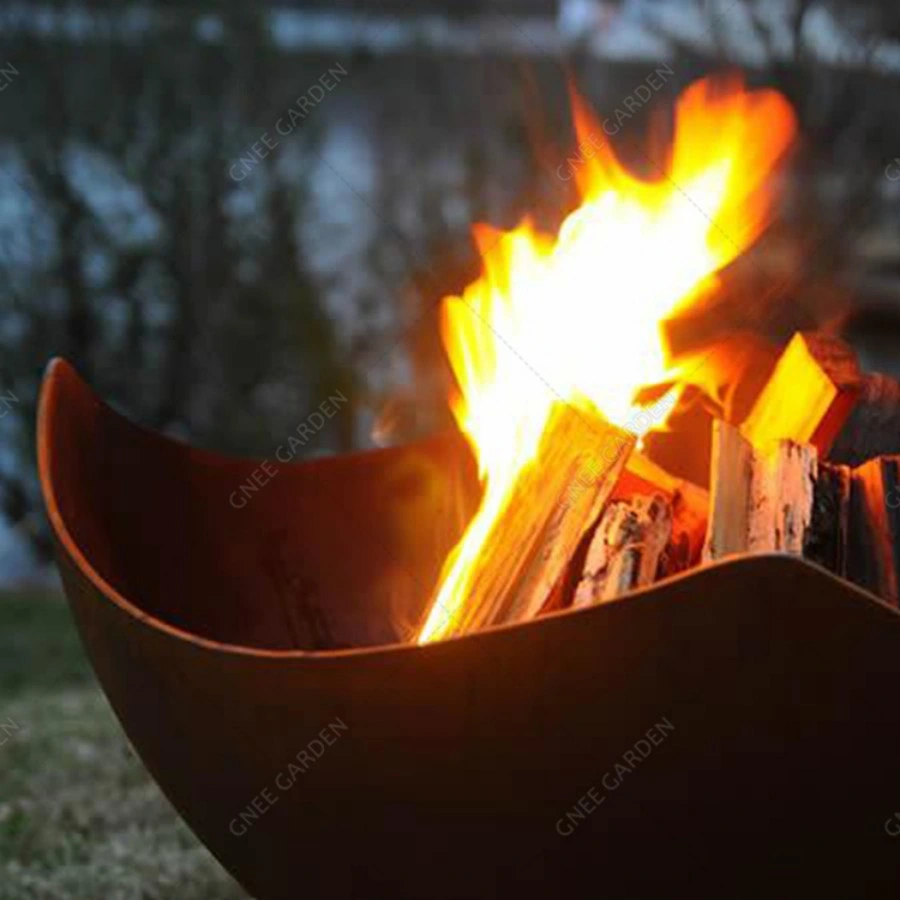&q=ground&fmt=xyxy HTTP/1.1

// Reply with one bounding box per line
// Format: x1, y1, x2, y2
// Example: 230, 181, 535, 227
0, 588, 248, 900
